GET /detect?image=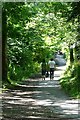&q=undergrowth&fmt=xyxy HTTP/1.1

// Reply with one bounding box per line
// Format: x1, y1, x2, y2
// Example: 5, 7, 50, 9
60, 61, 80, 99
